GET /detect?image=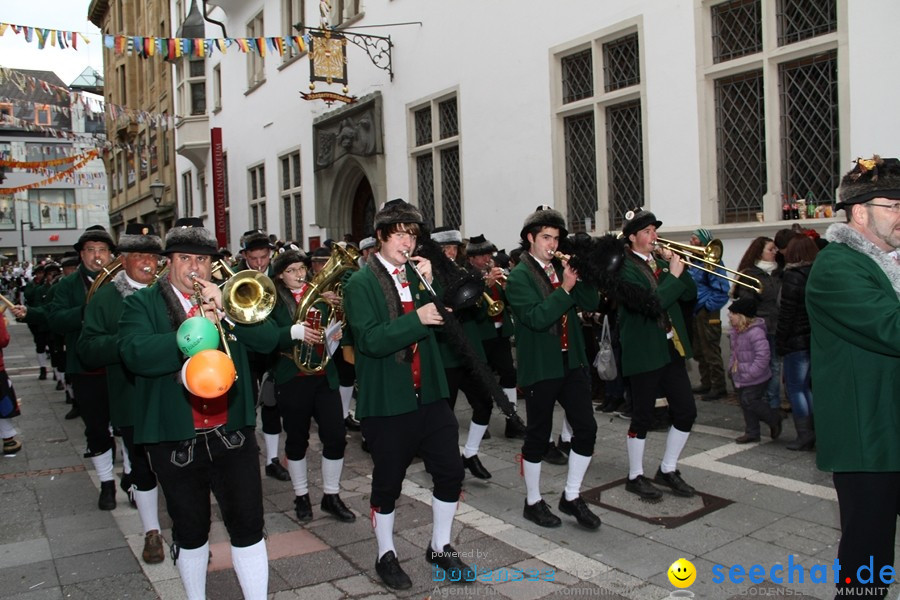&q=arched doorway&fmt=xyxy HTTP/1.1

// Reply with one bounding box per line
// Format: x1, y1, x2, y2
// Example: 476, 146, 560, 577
350, 177, 374, 242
